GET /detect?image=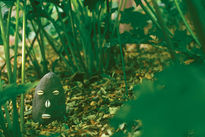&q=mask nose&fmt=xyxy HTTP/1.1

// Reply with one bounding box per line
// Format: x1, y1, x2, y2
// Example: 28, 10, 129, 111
45, 99, 51, 108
